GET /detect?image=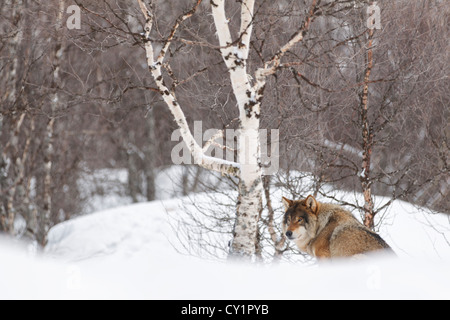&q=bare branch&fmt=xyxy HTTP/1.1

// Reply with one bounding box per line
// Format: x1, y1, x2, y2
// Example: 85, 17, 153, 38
137, 0, 240, 177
